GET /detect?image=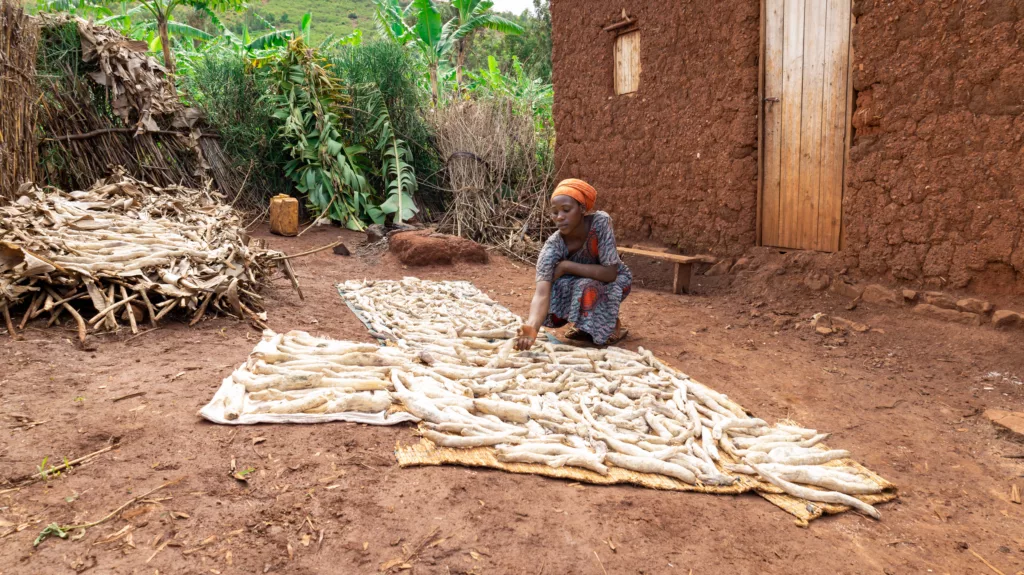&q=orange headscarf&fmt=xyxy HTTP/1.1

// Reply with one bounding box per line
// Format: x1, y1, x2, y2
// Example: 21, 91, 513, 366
551, 179, 597, 212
